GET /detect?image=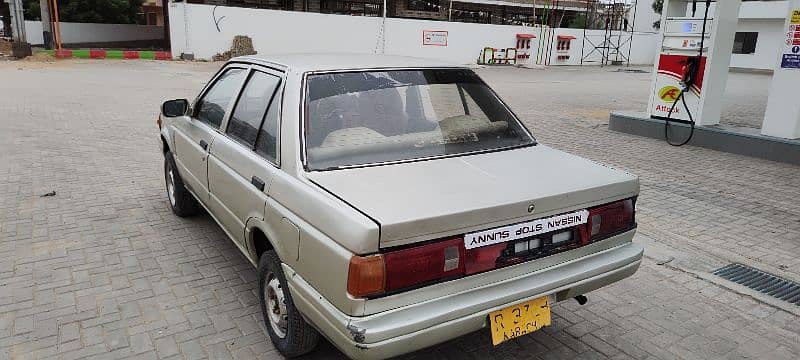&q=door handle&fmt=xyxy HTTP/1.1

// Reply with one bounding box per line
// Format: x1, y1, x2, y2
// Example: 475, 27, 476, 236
199, 139, 208, 150
251, 176, 265, 191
